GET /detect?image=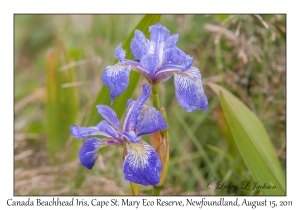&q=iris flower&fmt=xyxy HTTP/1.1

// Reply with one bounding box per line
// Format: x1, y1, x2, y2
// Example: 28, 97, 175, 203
103, 23, 208, 112
70, 84, 167, 186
